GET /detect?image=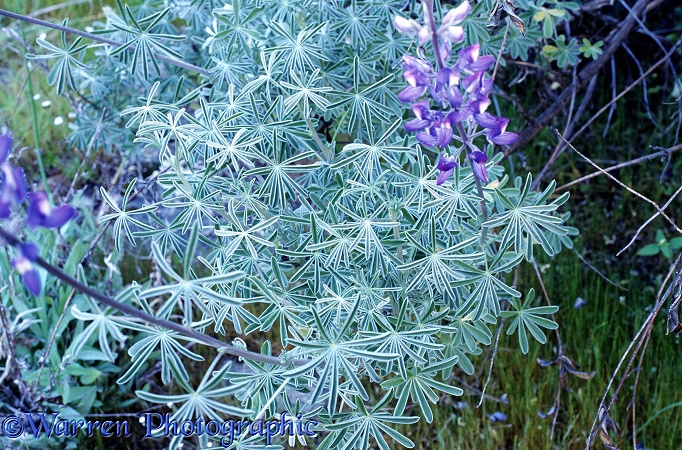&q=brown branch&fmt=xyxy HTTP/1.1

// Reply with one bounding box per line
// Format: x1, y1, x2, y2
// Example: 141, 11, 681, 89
556, 132, 682, 237
556, 144, 682, 191
502, 0, 661, 158
0, 226, 303, 367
